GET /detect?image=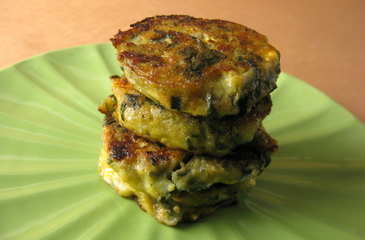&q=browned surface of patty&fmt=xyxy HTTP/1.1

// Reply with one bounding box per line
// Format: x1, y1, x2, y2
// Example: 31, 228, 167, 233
111, 15, 280, 118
